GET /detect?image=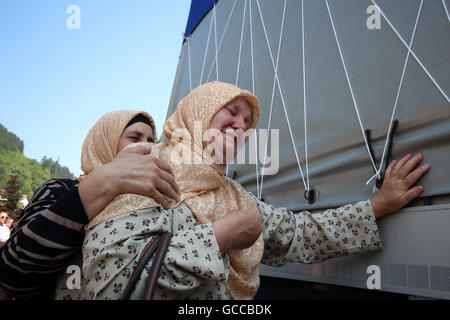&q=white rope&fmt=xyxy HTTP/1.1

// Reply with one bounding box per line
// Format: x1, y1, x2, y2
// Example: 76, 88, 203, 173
187, 36, 192, 92
301, 0, 310, 192
213, 4, 219, 80
199, 14, 214, 86
227, 0, 245, 179
325, 0, 378, 174
367, 0, 424, 185
371, 0, 449, 103
443, 0, 450, 23
259, 0, 287, 199
249, 0, 255, 94
256, 0, 308, 191
206, 0, 238, 82
235, 0, 247, 85
249, 0, 260, 199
